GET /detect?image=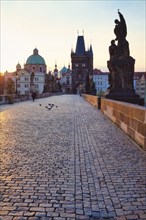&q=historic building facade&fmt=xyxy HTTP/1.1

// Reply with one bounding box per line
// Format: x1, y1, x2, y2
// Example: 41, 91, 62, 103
24, 48, 46, 93
134, 72, 146, 99
4, 48, 46, 95
71, 35, 93, 93
93, 69, 109, 95
59, 65, 72, 94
